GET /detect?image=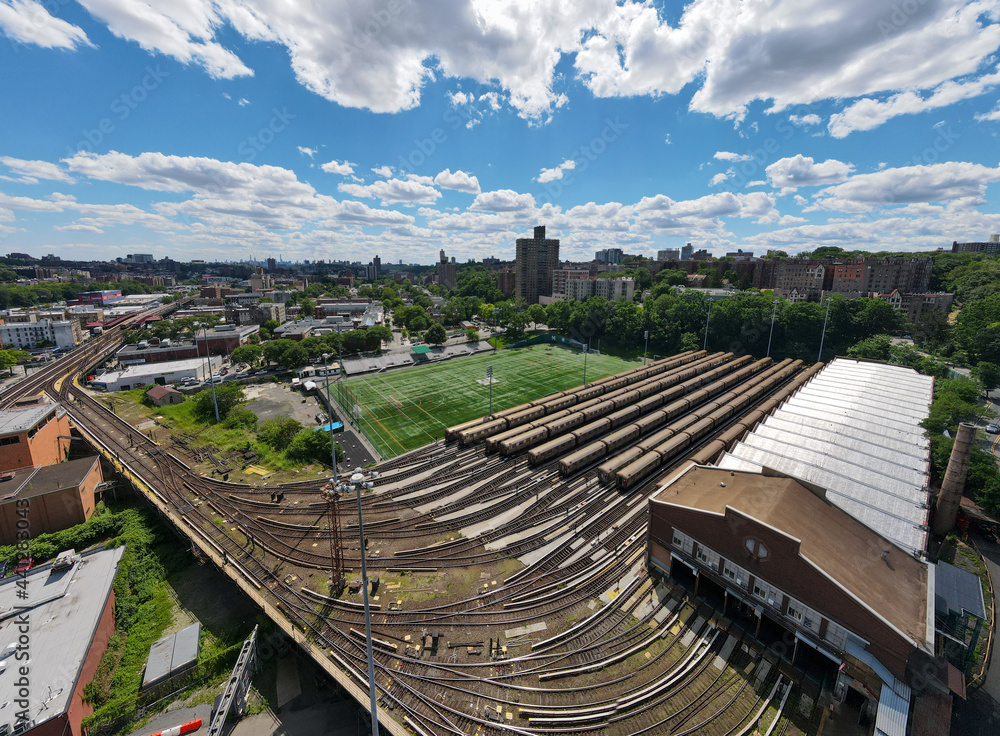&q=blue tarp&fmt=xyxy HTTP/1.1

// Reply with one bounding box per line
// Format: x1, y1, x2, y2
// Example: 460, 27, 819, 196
316, 422, 344, 434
